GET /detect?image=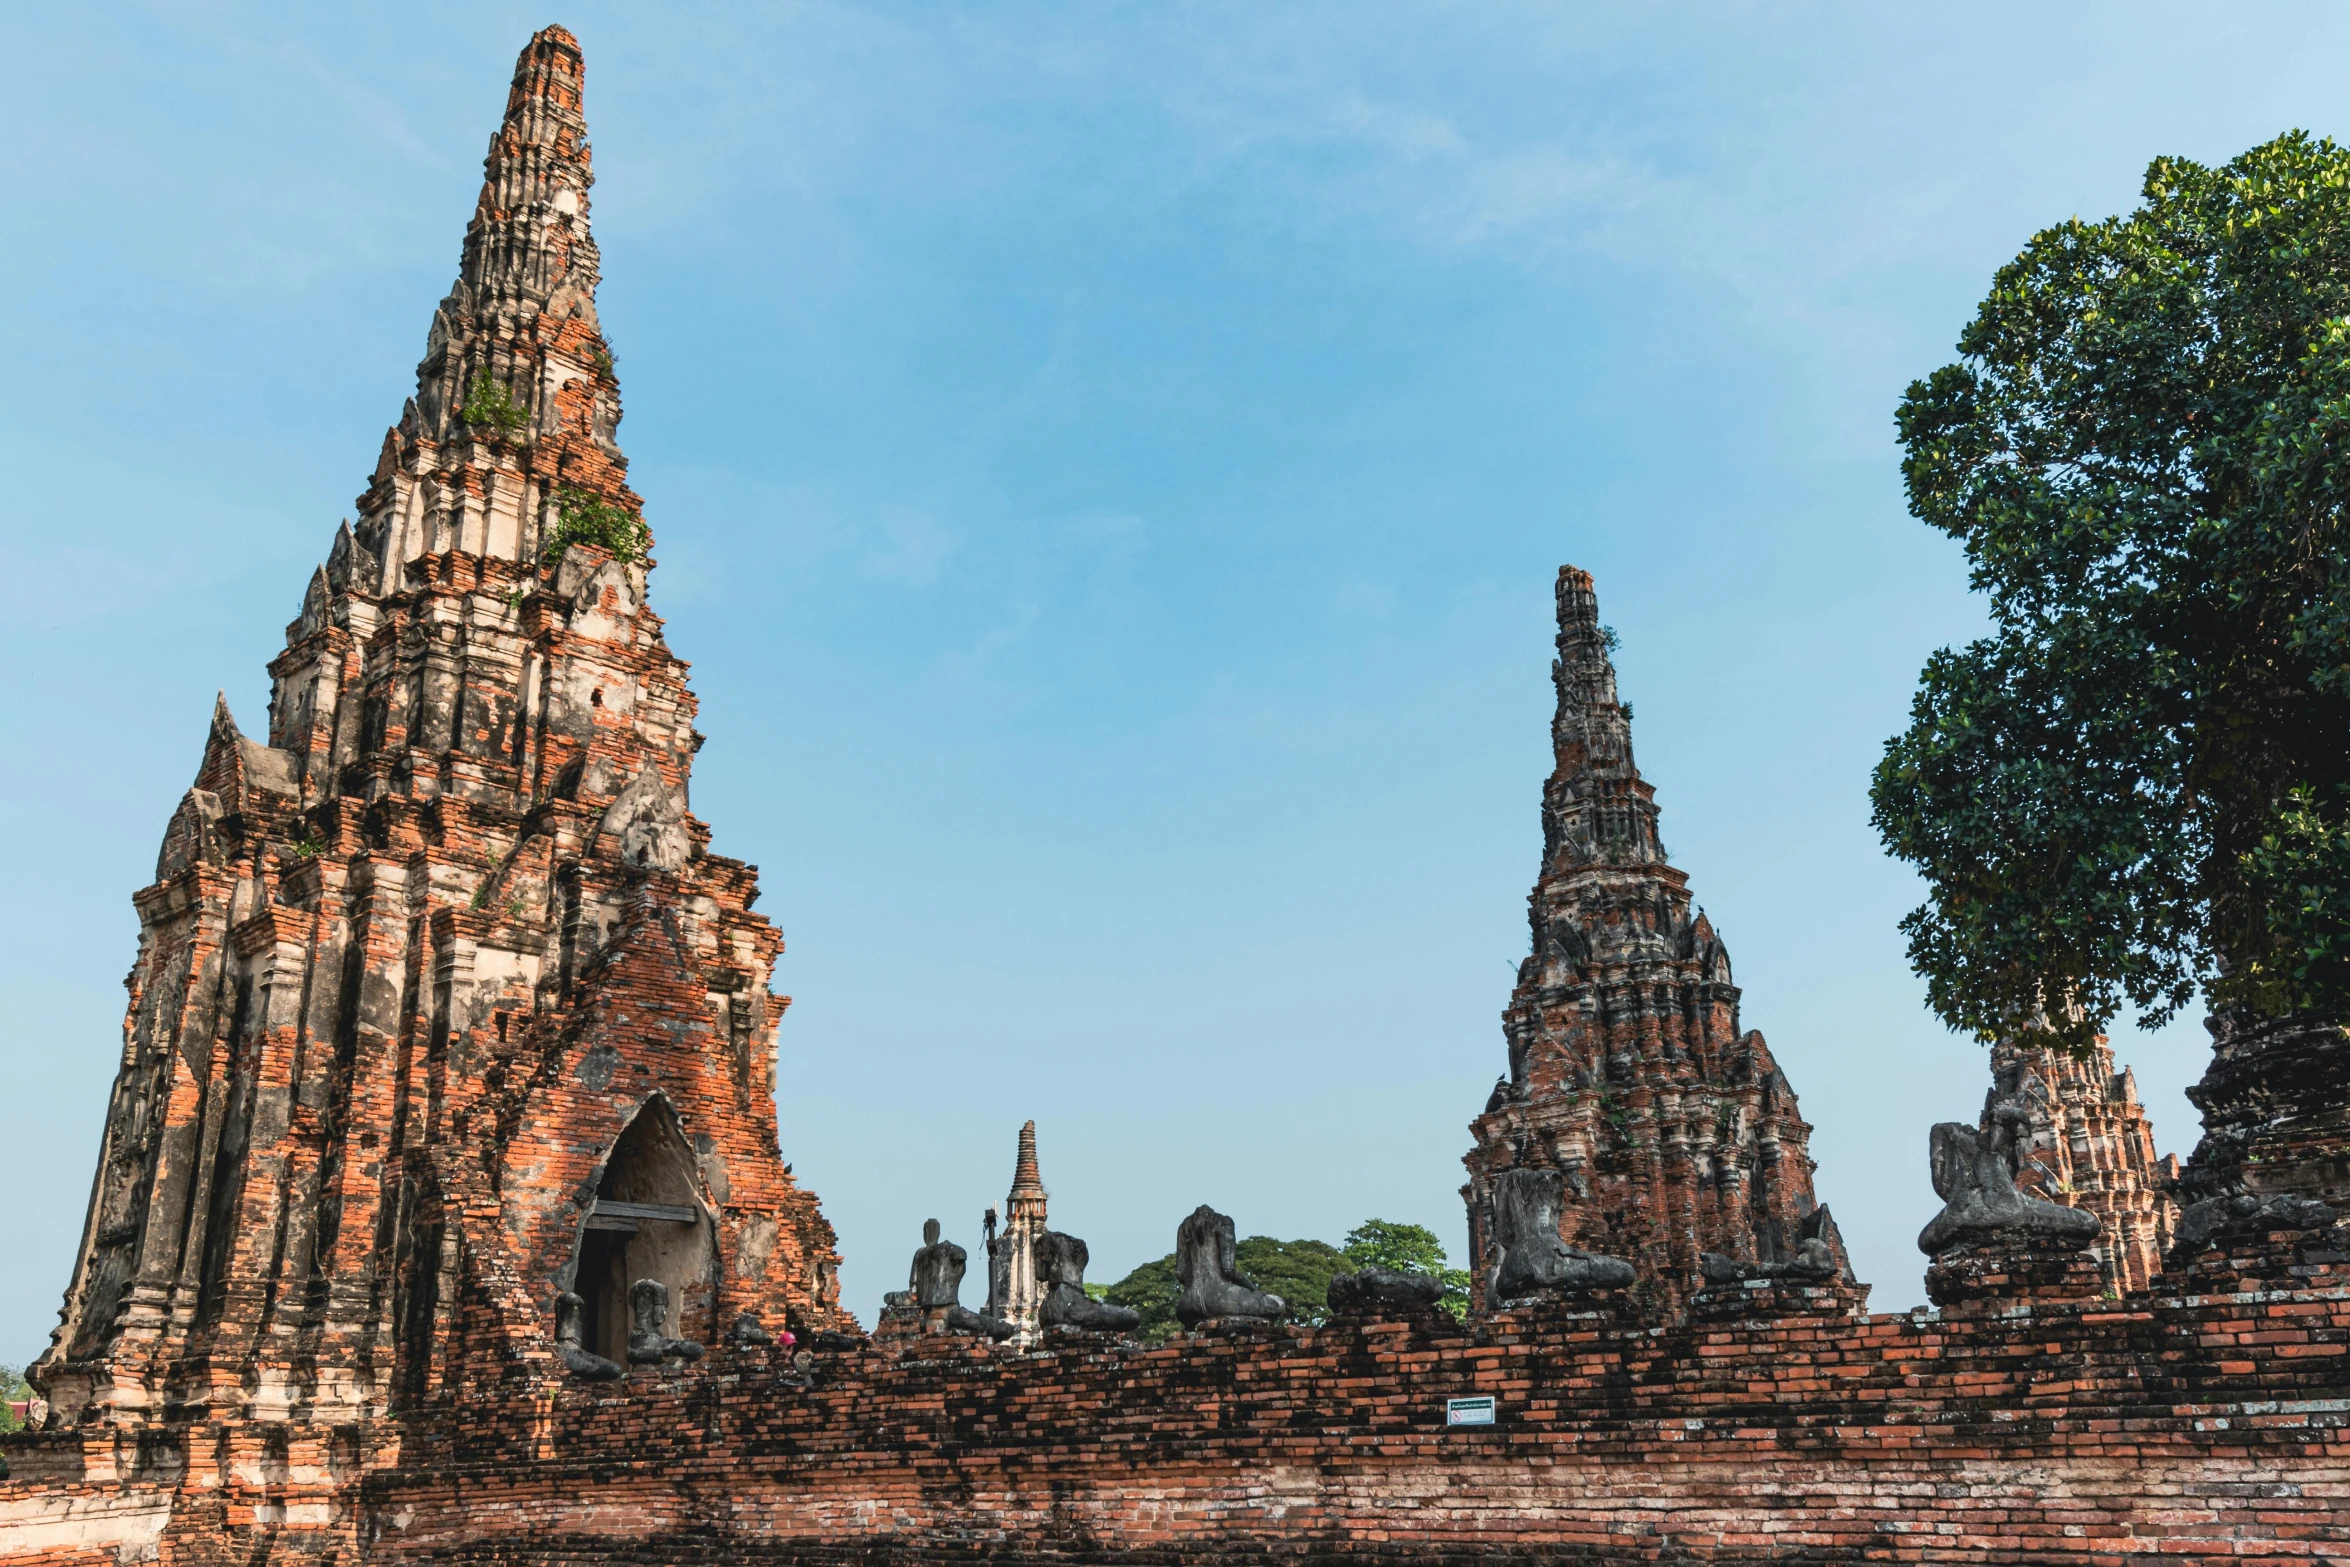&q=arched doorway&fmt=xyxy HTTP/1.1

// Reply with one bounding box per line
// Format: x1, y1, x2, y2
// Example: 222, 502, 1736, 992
568, 1095, 715, 1362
